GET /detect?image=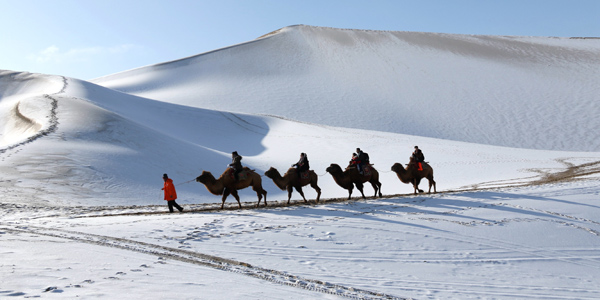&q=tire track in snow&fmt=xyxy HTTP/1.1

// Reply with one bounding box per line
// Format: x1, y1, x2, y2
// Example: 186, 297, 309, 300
0, 224, 405, 300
